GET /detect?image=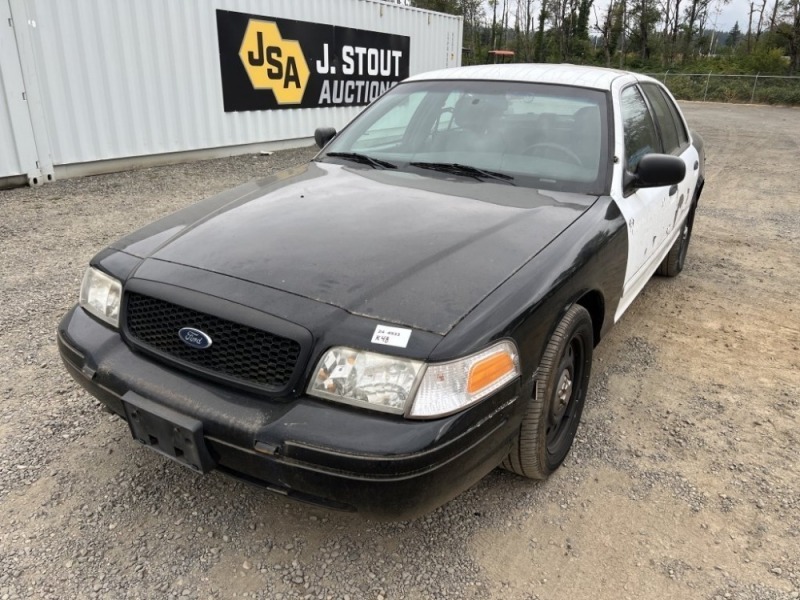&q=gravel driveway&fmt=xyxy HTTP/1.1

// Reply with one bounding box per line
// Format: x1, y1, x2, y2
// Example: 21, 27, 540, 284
0, 102, 798, 600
